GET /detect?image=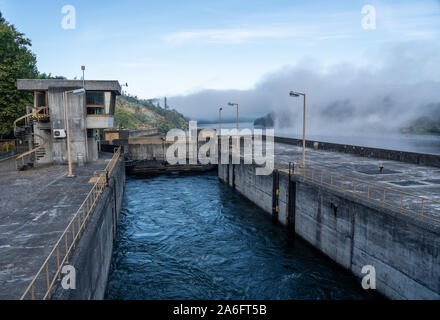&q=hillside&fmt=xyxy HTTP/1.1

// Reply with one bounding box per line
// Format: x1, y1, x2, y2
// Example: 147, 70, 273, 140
401, 103, 440, 135
115, 94, 188, 133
